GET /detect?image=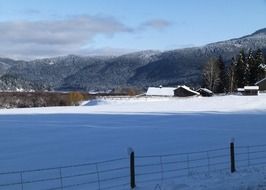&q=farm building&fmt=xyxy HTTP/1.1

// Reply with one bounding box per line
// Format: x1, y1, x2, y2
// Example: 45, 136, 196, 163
146, 86, 176, 96
237, 86, 259, 96
174, 86, 200, 97
146, 85, 199, 97
255, 78, 266, 91
196, 88, 213, 97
